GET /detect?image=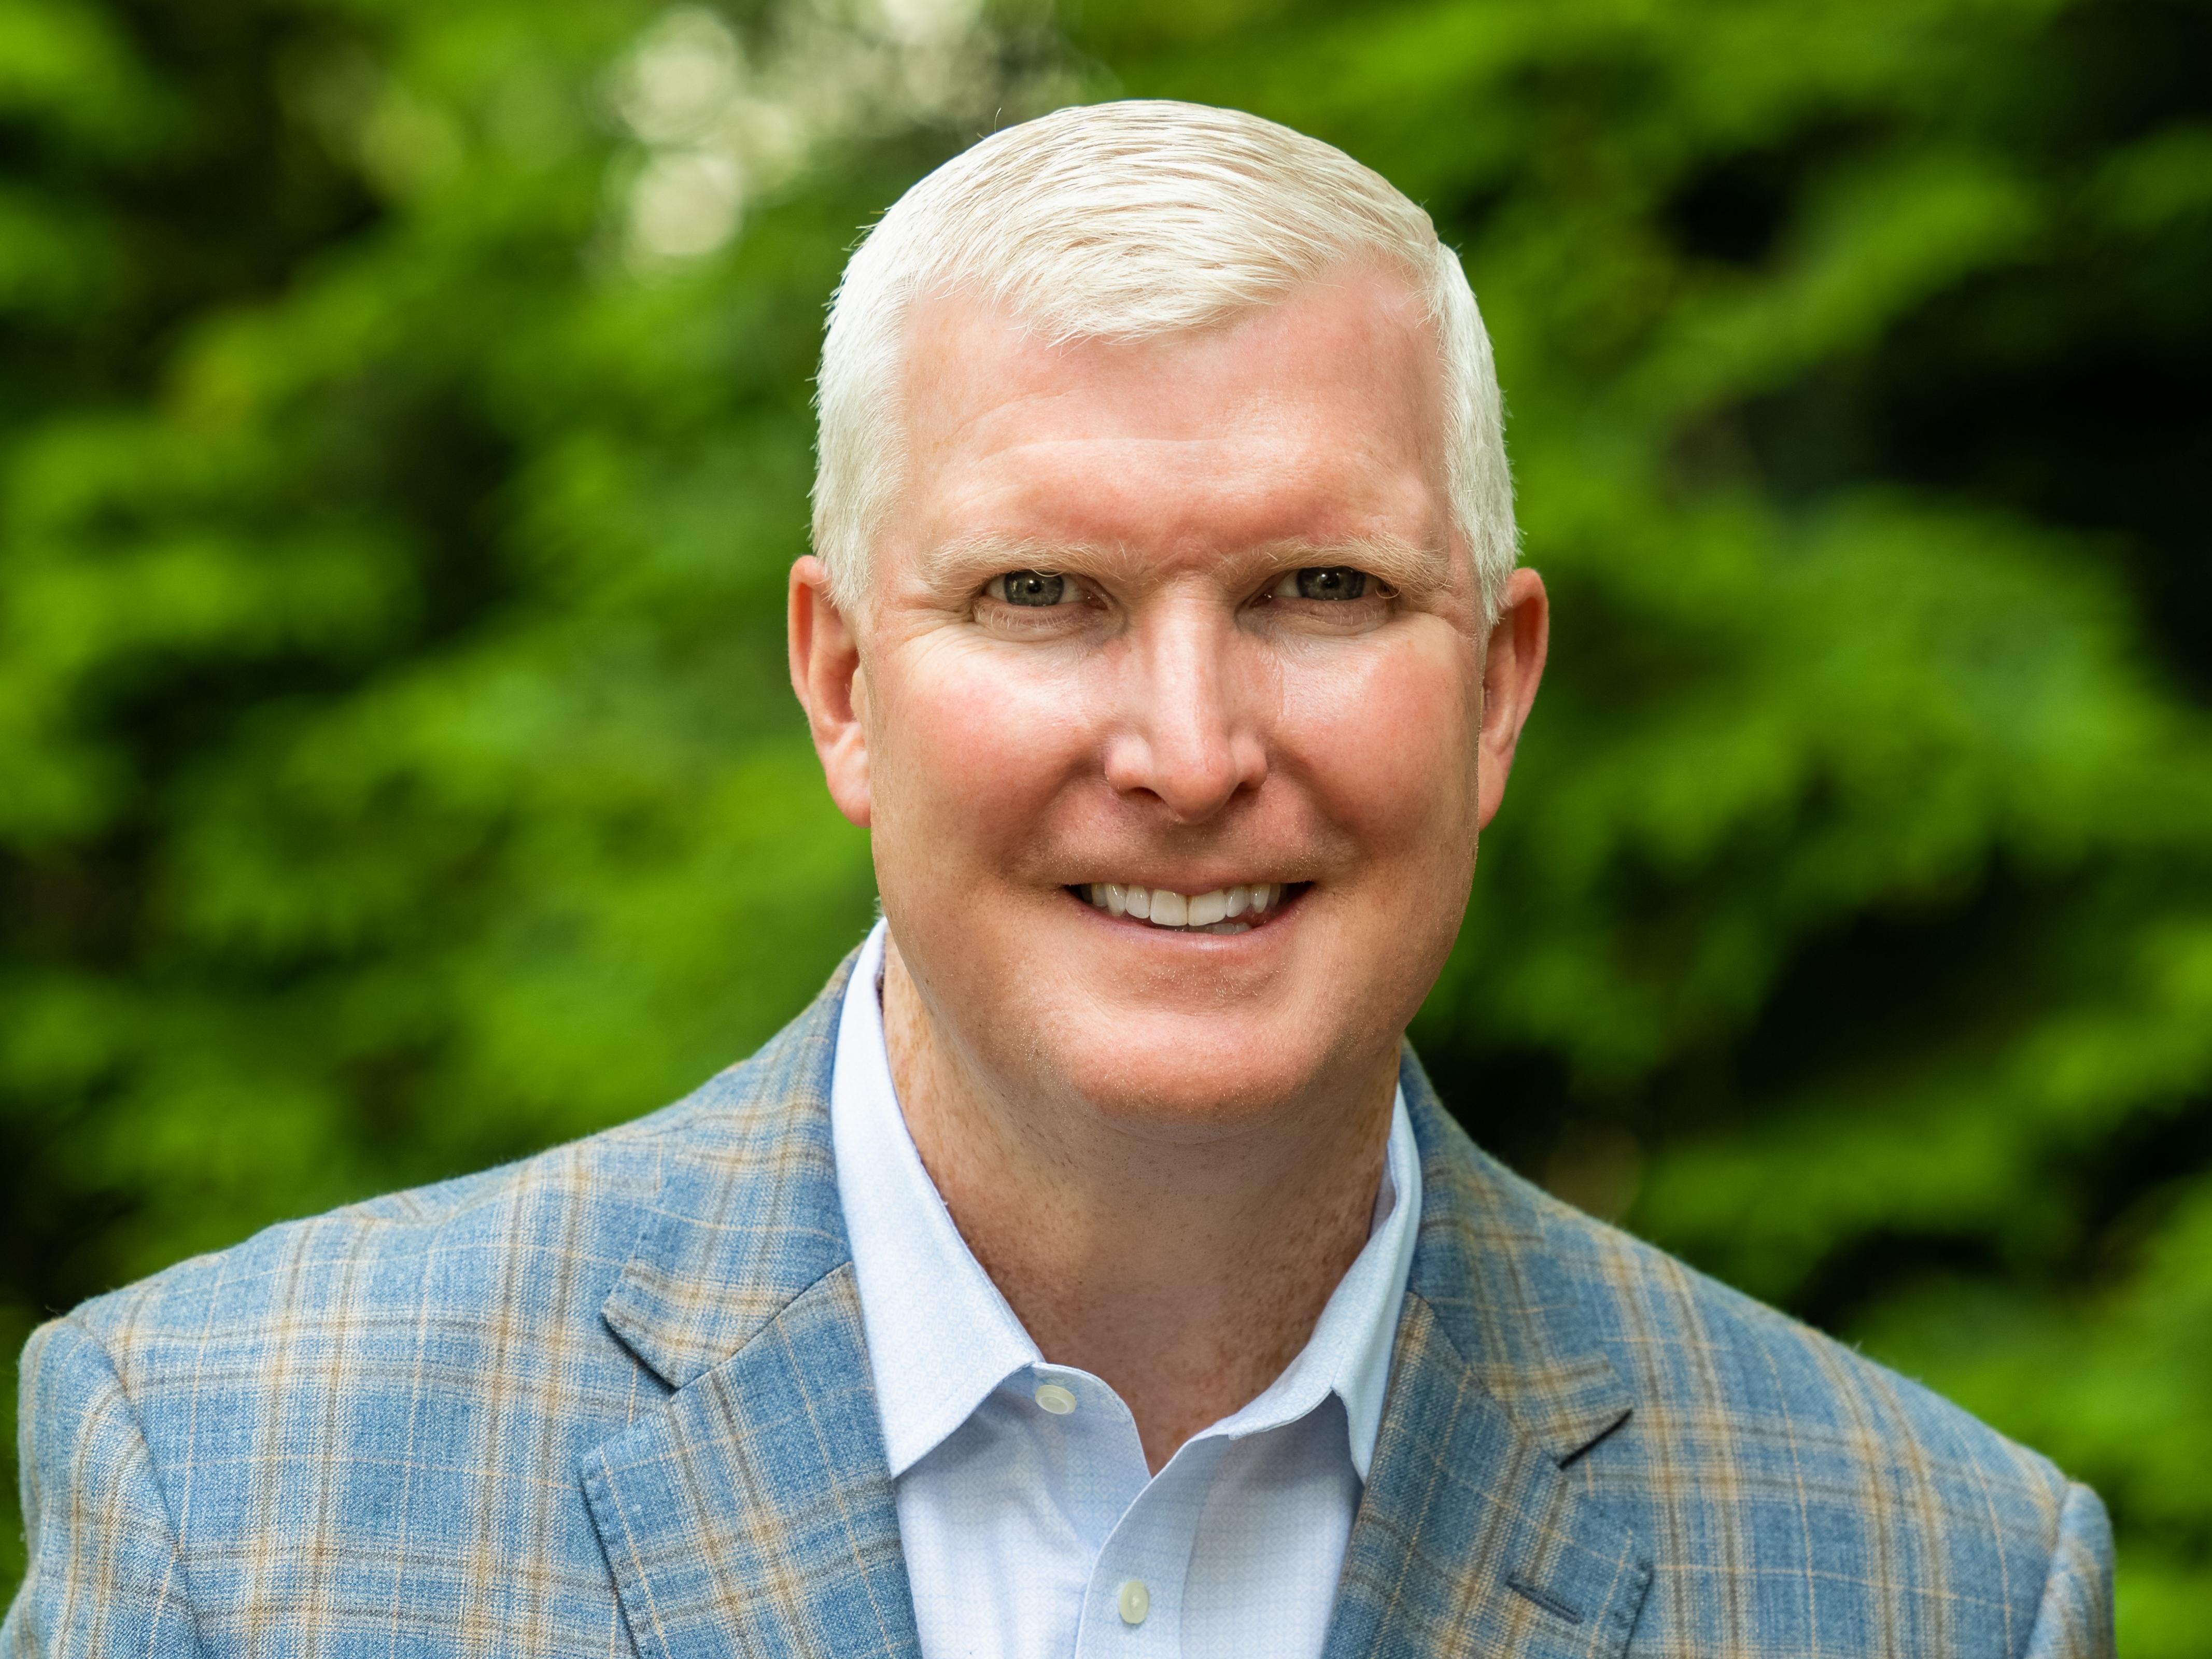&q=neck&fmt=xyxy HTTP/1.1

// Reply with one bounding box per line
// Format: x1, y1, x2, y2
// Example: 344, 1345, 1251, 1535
880, 936, 1398, 1471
